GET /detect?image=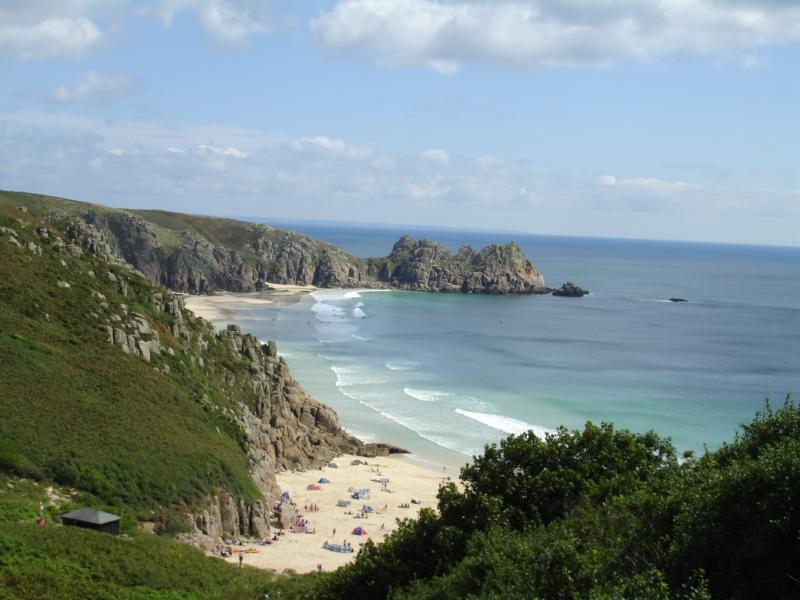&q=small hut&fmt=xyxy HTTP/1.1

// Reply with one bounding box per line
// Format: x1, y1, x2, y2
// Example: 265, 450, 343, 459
61, 508, 121, 535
